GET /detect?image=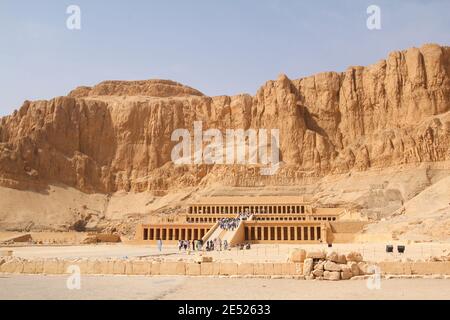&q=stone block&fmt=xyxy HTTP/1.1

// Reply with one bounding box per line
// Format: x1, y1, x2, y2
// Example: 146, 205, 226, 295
346, 251, 363, 262
289, 249, 306, 263
337, 254, 347, 264
411, 262, 450, 275
113, 260, 126, 275
219, 262, 238, 276
323, 270, 340, 281
238, 263, 254, 276
273, 263, 283, 275
326, 251, 339, 263
160, 261, 186, 275
254, 263, 265, 275
306, 251, 326, 259
22, 260, 37, 274
43, 259, 61, 274
312, 269, 324, 278
150, 261, 161, 275
341, 266, 353, 280
0, 259, 23, 274
303, 258, 314, 276
200, 262, 219, 276
263, 263, 274, 275
348, 261, 360, 276
132, 260, 151, 275
324, 261, 341, 272
186, 263, 201, 276
34, 260, 44, 274
281, 263, 297, 275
